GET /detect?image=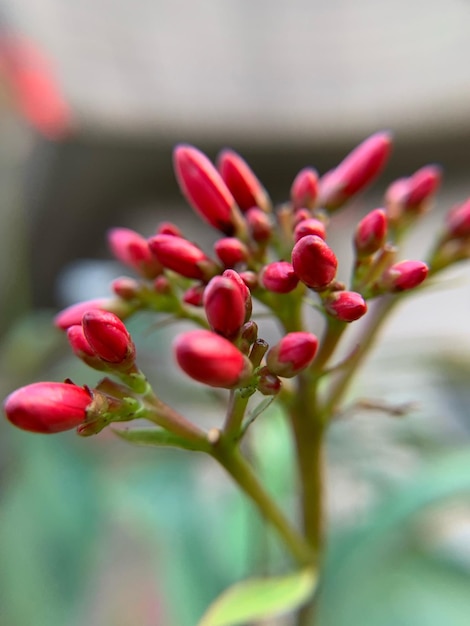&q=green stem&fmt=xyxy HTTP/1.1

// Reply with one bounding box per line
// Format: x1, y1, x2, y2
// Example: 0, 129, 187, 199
210, 435, 314, 567
223, 390, 251, 440
321, 295, 398, 418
